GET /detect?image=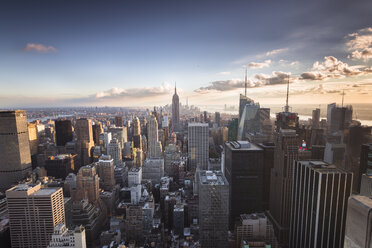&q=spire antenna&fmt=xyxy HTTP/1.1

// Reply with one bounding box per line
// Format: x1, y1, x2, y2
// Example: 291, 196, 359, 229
341, 89, 345, 107
285, 74, 290, 112
175, 82, 177, 94
244, 67, 247, 97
